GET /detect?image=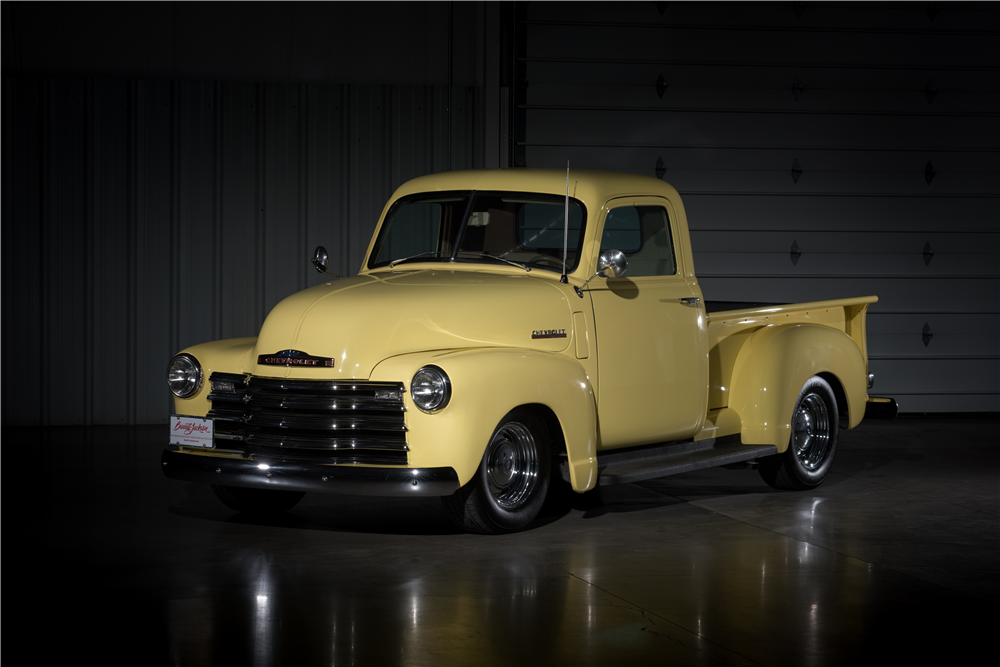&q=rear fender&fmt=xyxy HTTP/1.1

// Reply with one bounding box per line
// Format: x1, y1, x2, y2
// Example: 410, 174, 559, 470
370, 348, 598, 491
728, 324, 867, 451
